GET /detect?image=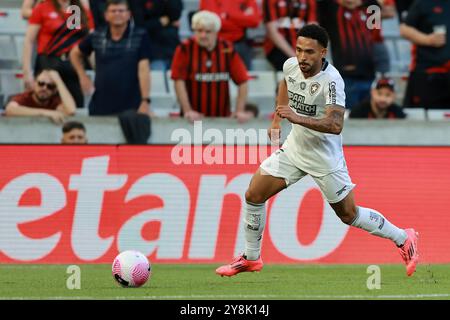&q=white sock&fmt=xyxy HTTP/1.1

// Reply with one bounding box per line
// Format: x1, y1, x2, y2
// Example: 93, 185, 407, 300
244, 201, 266, 260
351, 206, 407, 246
